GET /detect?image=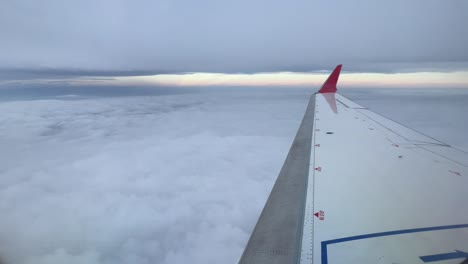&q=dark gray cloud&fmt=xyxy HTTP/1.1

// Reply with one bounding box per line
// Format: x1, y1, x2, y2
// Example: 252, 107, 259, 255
0, 68, 174, 81
1, 0, 467, 75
